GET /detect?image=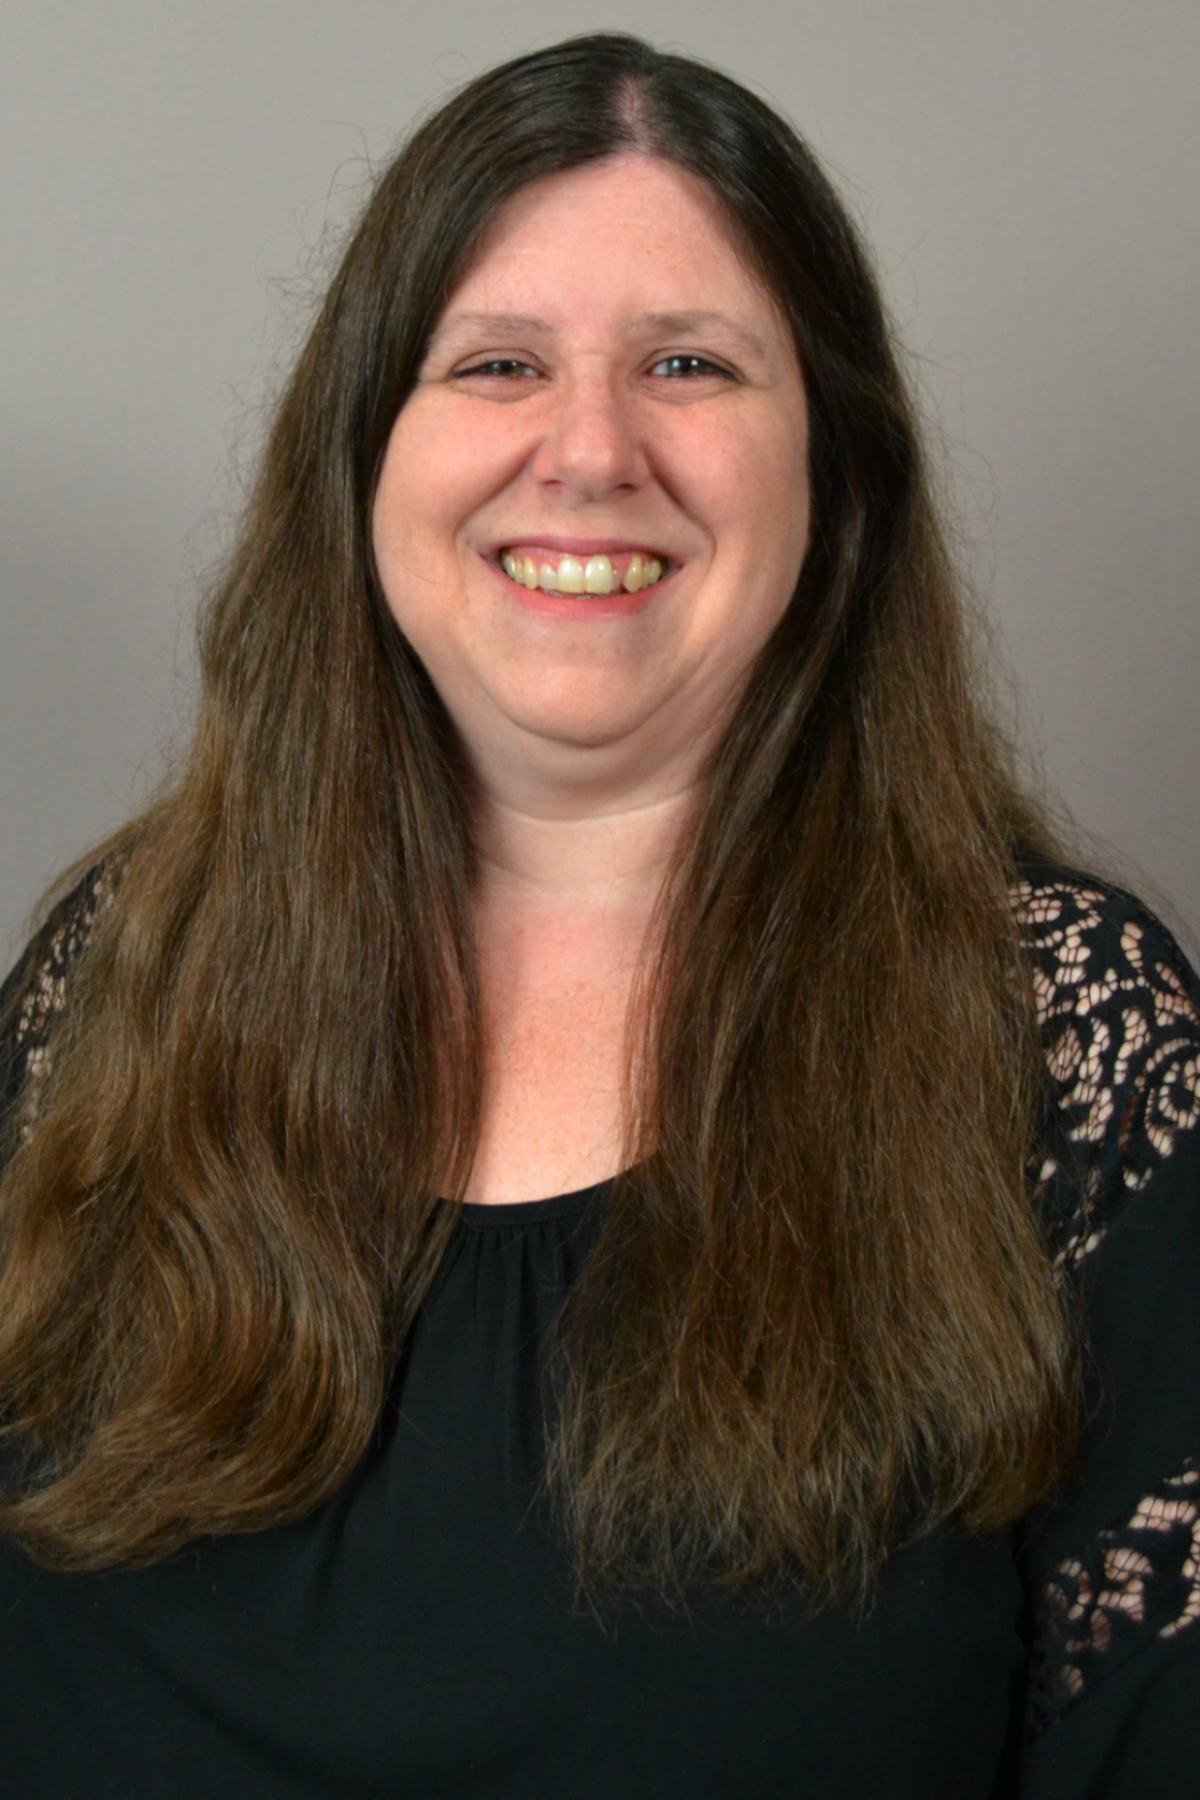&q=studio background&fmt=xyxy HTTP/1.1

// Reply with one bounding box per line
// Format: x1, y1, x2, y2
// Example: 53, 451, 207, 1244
2, 0, 1197, 959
